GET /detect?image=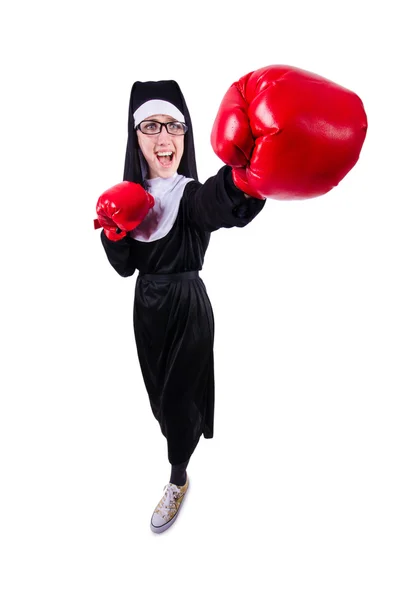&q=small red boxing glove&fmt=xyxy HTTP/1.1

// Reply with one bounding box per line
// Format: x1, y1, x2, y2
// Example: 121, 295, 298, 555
94, 182, 154, 241
211, 65, 368, 200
